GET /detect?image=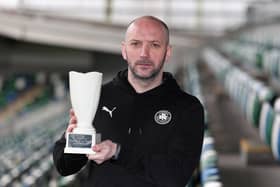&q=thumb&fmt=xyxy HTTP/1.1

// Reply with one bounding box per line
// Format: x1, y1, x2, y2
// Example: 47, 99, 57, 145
92, 144, 102, 152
